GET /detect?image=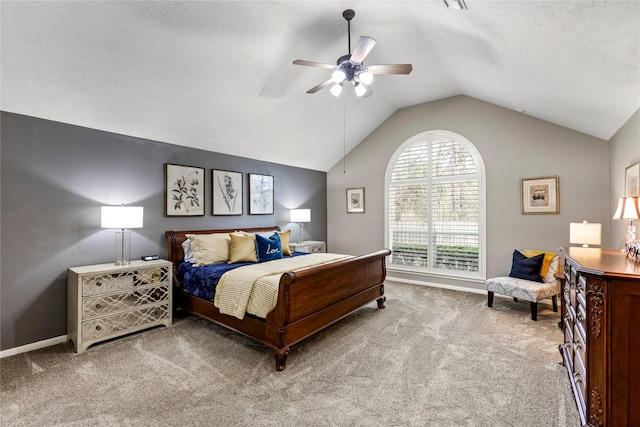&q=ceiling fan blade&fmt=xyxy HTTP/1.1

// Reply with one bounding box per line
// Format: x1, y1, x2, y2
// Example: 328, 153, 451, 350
307, 79, 334, 94
367, 64, 413, 74
350, 36, 376, 64
293, 60, 335, 69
